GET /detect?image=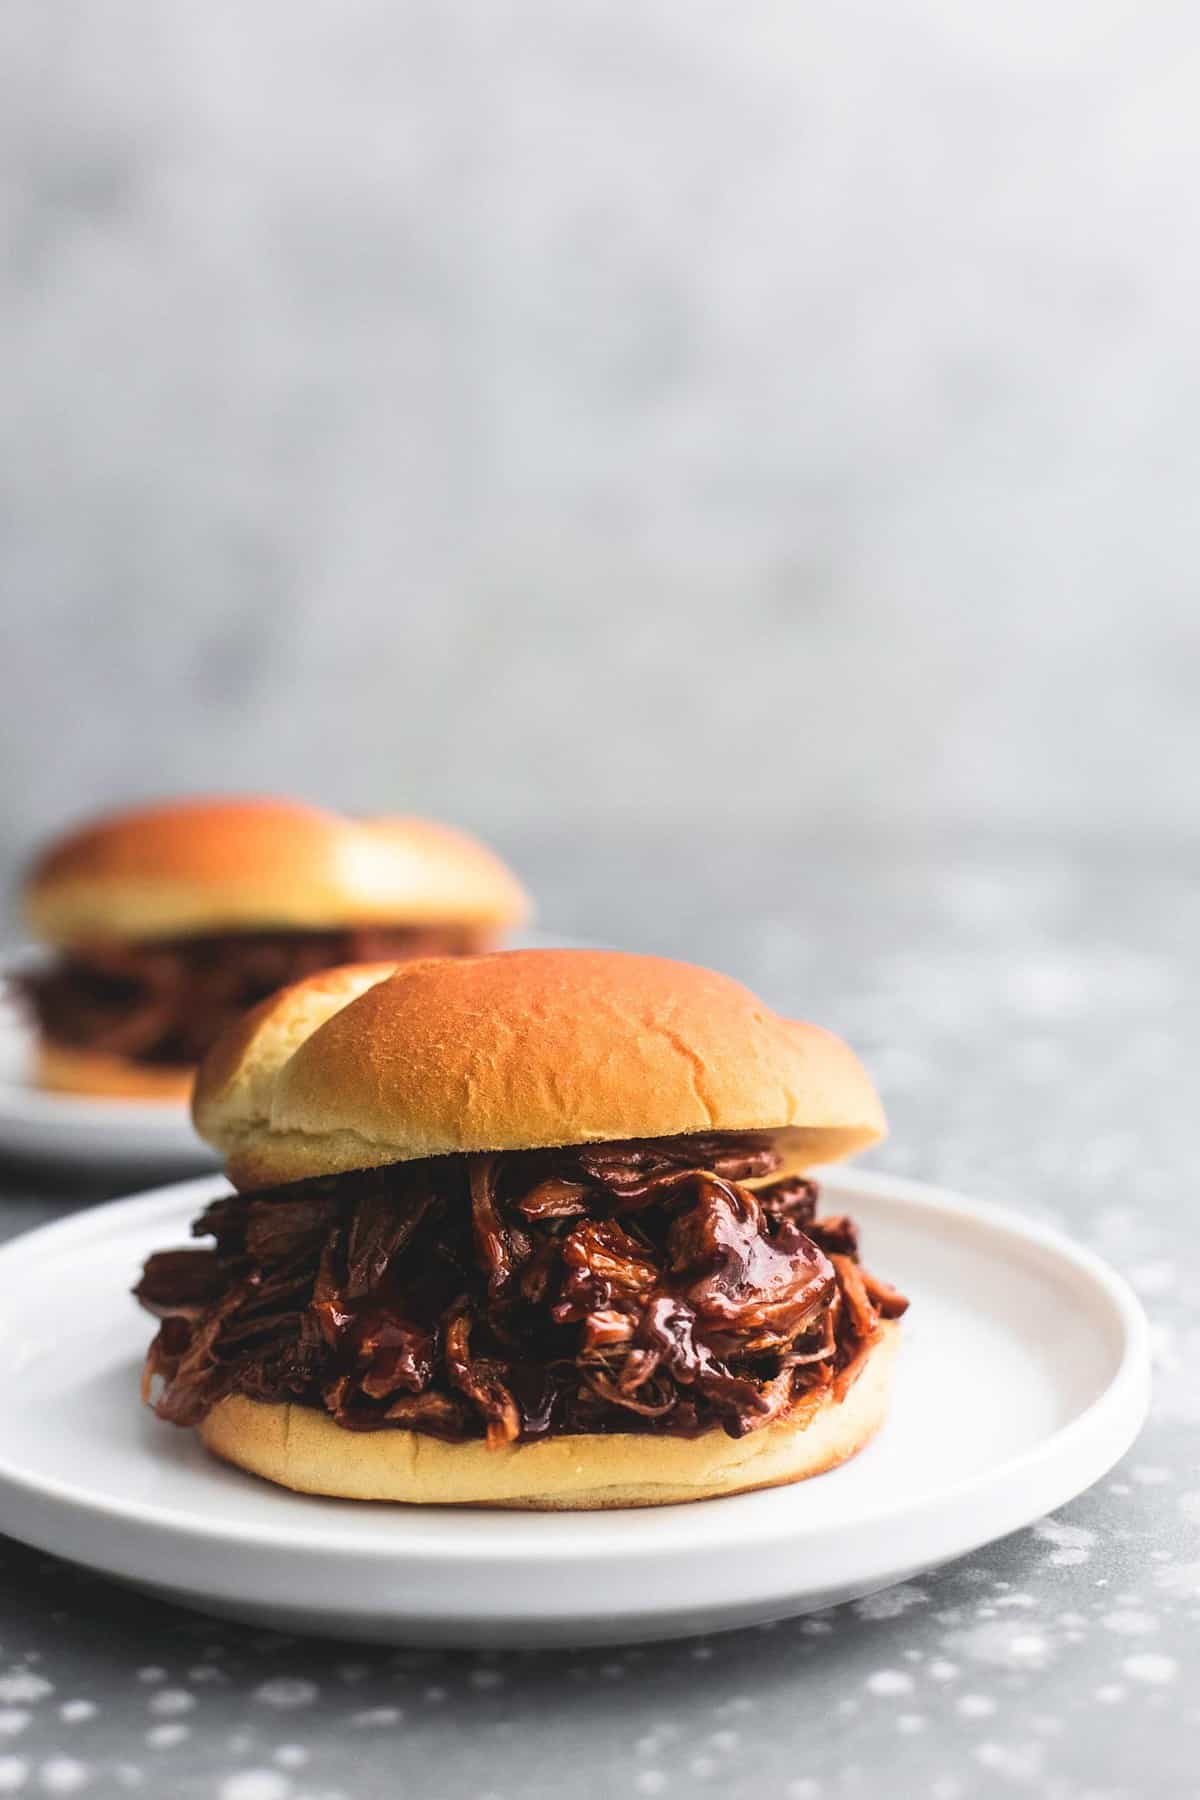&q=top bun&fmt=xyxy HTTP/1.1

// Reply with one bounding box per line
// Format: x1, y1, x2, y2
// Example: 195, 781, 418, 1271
193, 949, 887, 1190
23, 797, 530, 944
